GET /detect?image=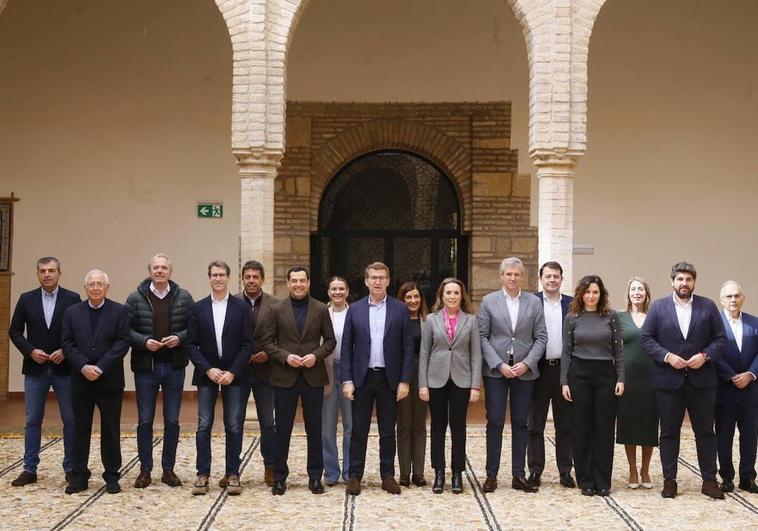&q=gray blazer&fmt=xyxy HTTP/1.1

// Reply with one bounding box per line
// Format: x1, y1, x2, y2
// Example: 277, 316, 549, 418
419, 311, 482, 389
478, 290, 548, 380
